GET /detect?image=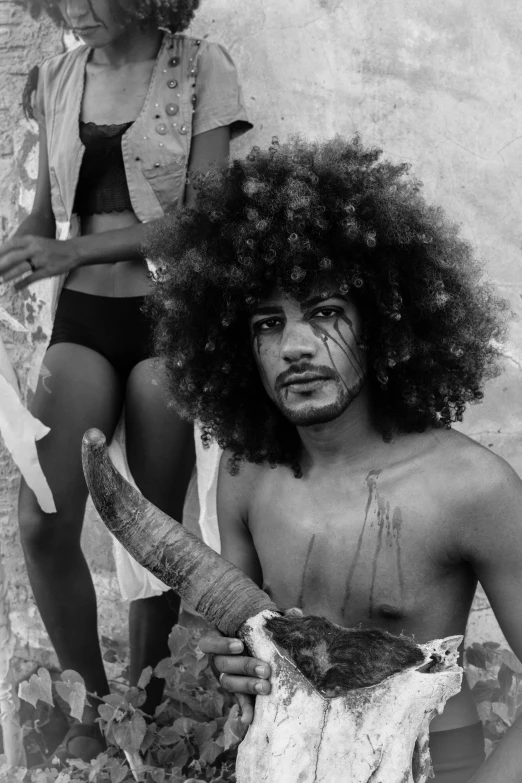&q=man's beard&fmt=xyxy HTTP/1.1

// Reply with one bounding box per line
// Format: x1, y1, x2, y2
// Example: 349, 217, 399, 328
276, 376, 365, 426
